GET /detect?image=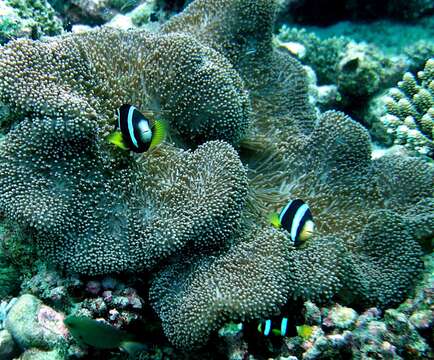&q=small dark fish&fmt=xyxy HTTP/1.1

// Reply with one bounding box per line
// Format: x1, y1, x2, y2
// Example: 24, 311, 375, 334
269, 198, 315, 246
107, 104, 166, 153
64, 315, 146, 356
257, 317, 289, 336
